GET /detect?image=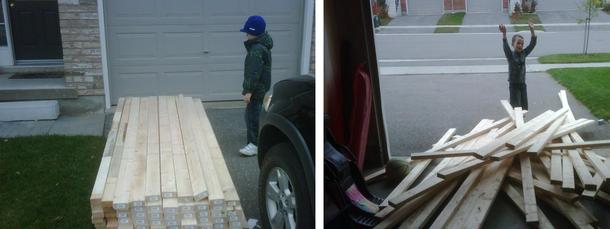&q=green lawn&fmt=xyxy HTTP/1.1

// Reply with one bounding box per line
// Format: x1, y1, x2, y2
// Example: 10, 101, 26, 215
510, 13, 544, 31
548, 67, 610, 120
539, 53, 610, 64
0, 136, 105, 229
435, 12, 465, 33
